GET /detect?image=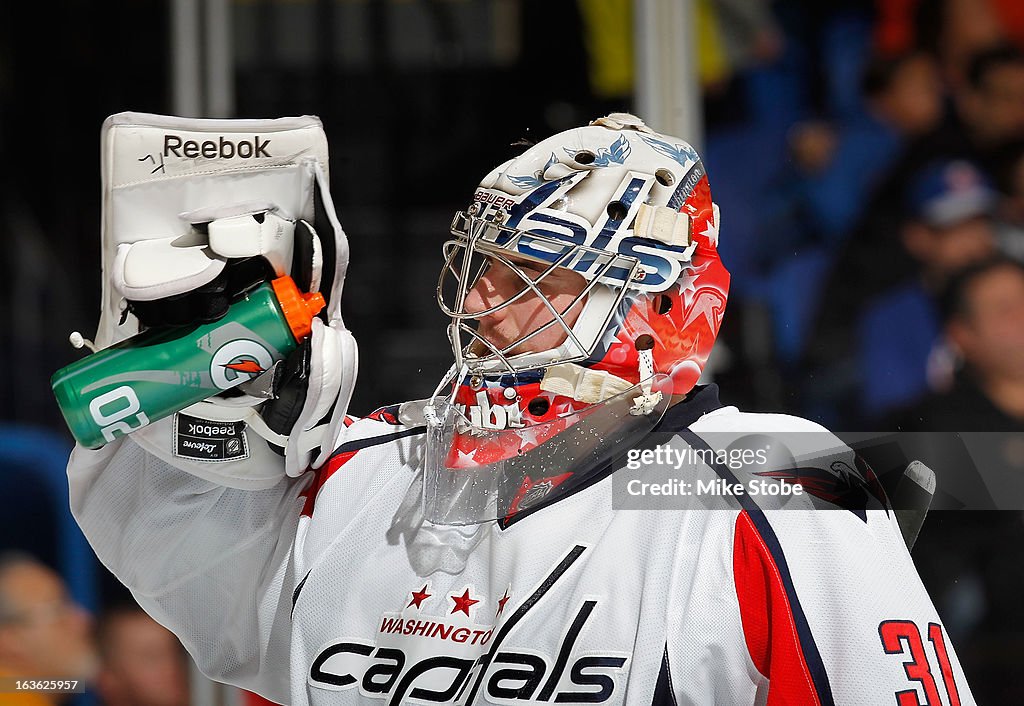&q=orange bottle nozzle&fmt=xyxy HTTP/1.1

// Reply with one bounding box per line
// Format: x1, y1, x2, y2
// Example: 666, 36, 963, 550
270, 276, 327, 342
